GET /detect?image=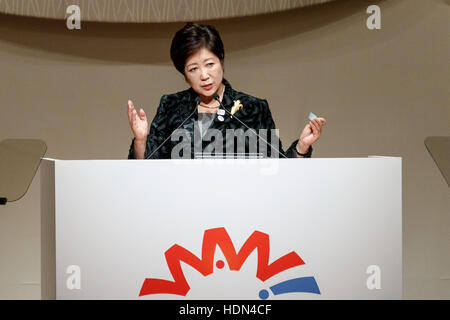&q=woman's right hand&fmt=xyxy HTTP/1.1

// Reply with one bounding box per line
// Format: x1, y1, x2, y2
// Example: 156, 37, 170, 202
127, 100, 149, 141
